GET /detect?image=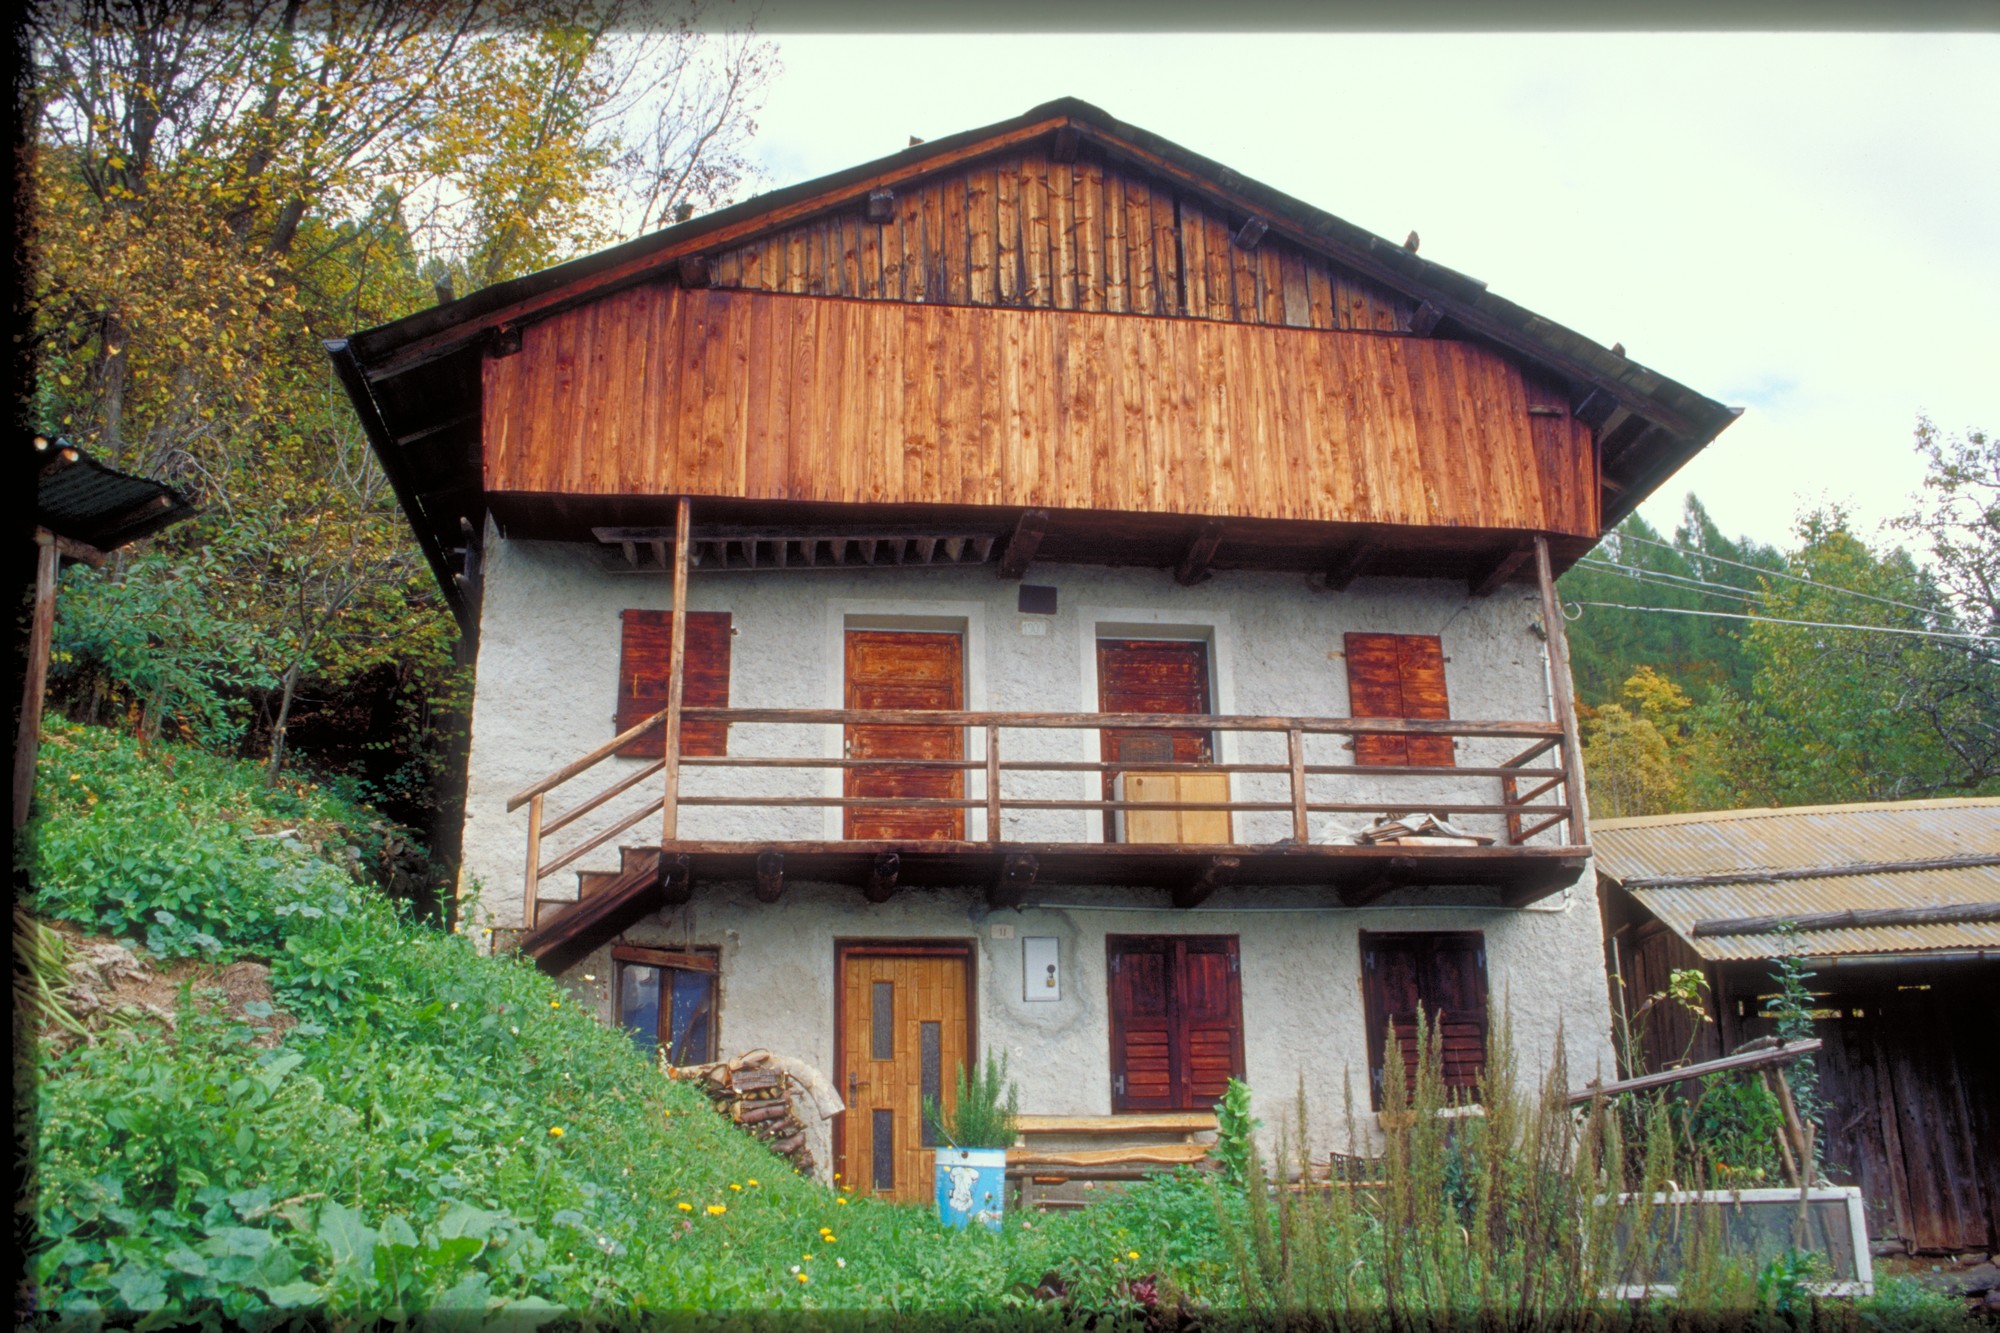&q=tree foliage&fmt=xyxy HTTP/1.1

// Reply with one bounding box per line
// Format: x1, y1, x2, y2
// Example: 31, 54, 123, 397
28, 0, 773, 834
1563, 422, 2000, 817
